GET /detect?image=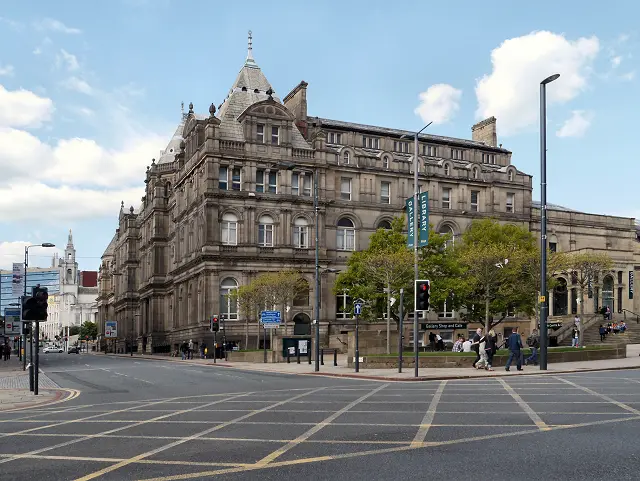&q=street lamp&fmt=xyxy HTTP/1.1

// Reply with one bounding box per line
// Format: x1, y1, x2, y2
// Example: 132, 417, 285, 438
24, 242, 55, 394
539, 73, 560, 371
402, 122, 432, 377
